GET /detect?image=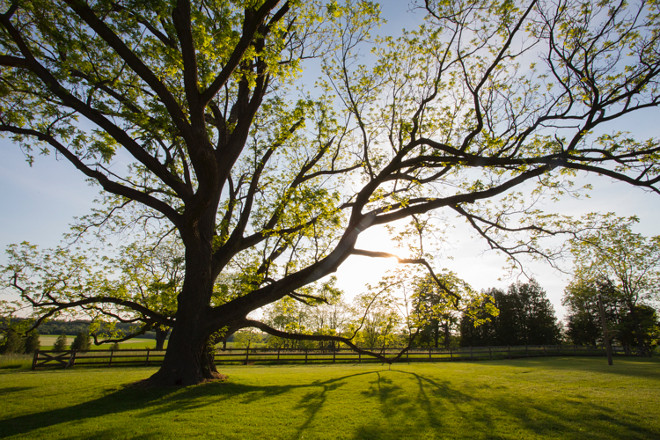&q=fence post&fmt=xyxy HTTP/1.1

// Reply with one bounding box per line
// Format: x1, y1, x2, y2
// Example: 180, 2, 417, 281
244, 346, 250, 365
429, 348, 432, 360
449, 348, 453, 361
108, 349, 114, 367
32, 350, 39, 370
358, 352, 361, 363
333, 349, 336, 363
277, 347, 281, 362
67, 350, 76, 368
